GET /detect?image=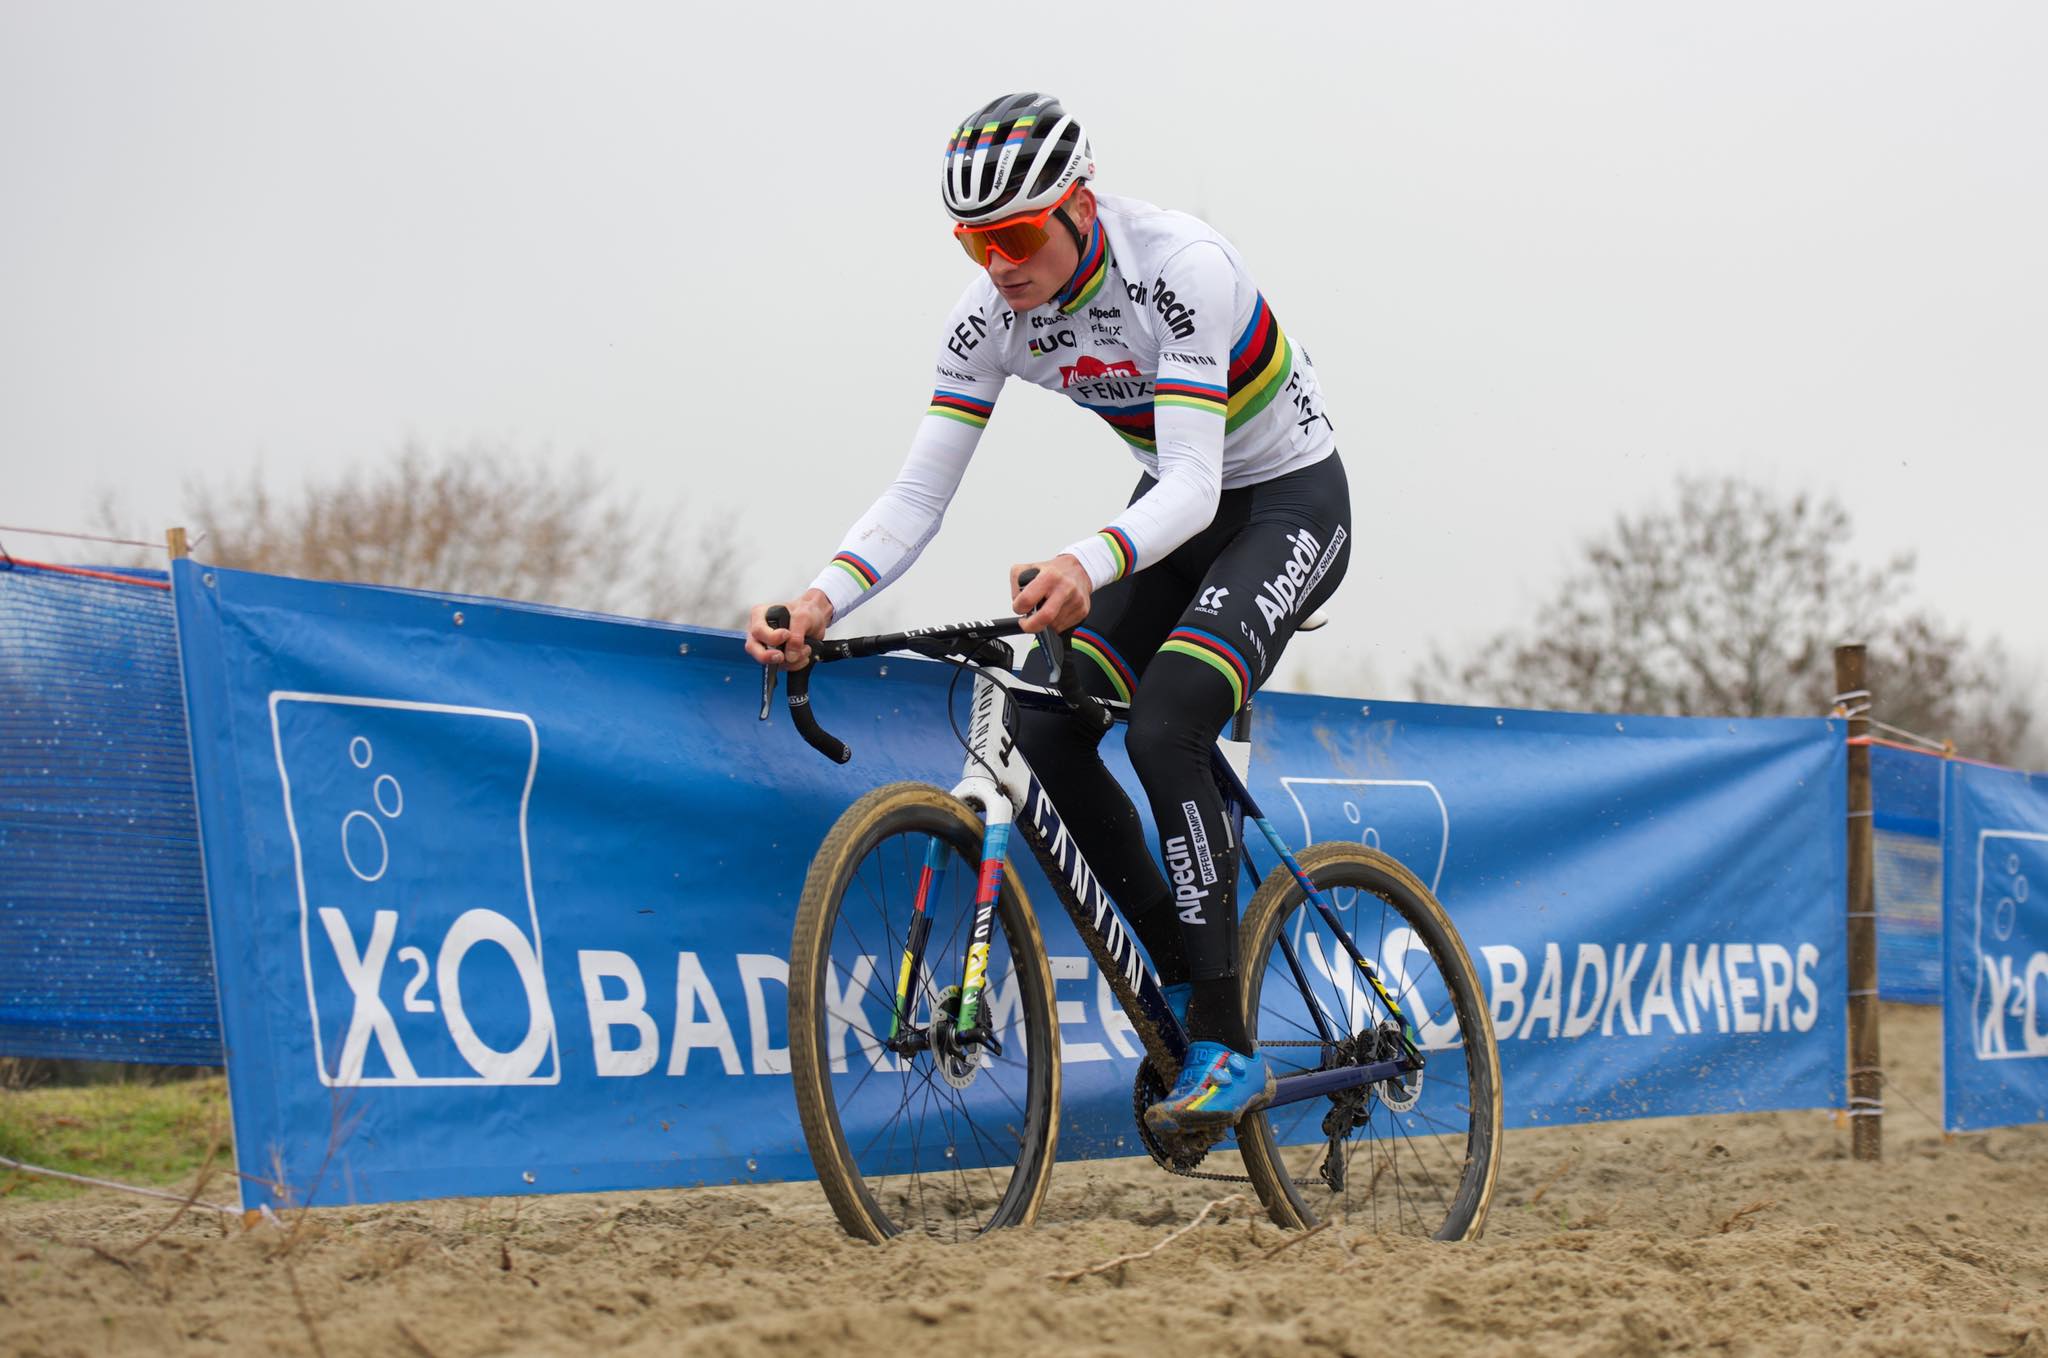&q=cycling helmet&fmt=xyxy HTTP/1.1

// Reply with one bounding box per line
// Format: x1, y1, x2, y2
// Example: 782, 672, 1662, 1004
941, 92, 1095, 227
